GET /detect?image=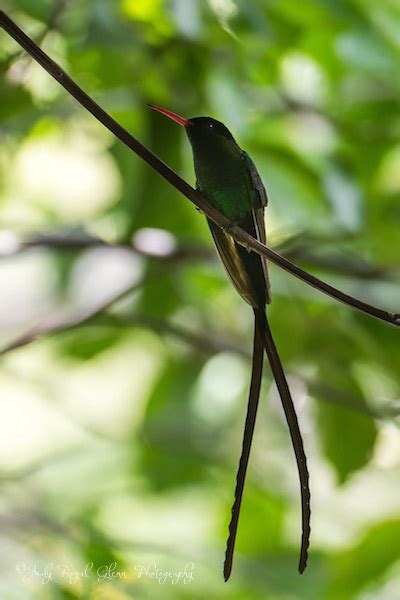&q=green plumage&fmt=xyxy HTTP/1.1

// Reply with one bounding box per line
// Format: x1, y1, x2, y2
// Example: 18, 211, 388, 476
151, 106, 310, 581
186, 116, 270, 309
